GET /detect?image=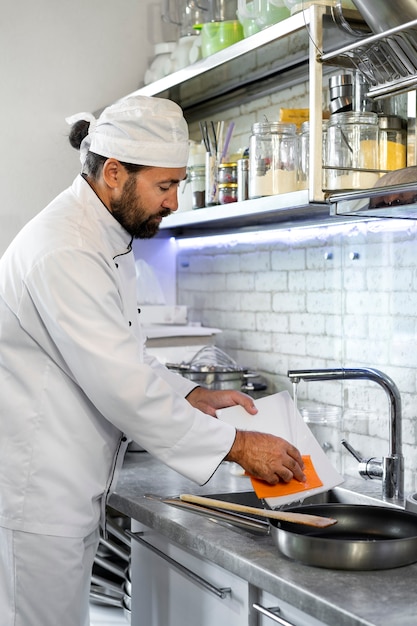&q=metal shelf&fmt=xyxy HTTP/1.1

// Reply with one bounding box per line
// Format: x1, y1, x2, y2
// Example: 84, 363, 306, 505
159, 191, 331, 237
125, 12, 312, 105
120, 7, 417, 233
329, 182, 417, 219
